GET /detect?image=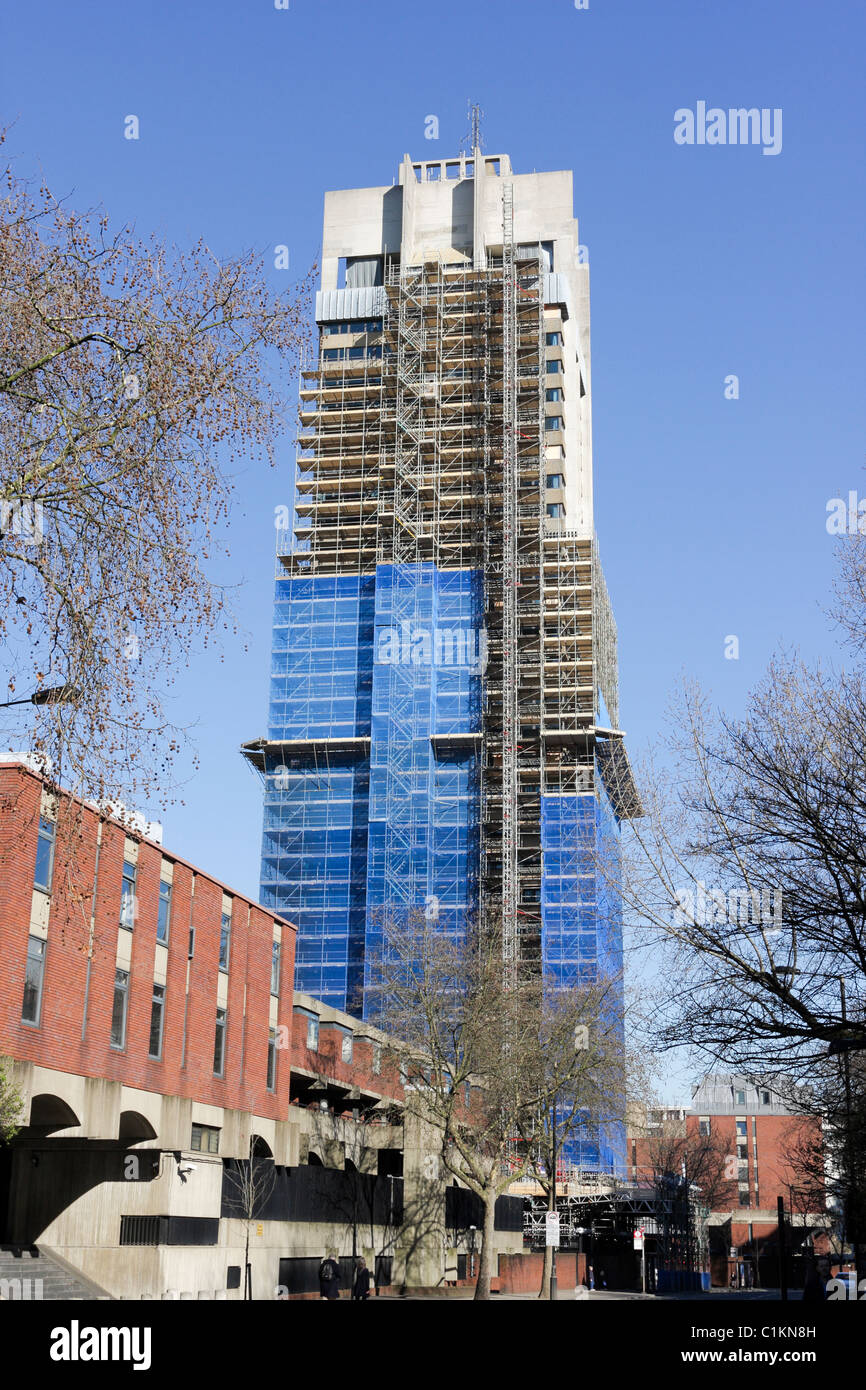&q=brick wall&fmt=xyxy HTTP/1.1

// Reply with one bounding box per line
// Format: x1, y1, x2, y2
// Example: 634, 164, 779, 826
0, 763, 296, 1119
